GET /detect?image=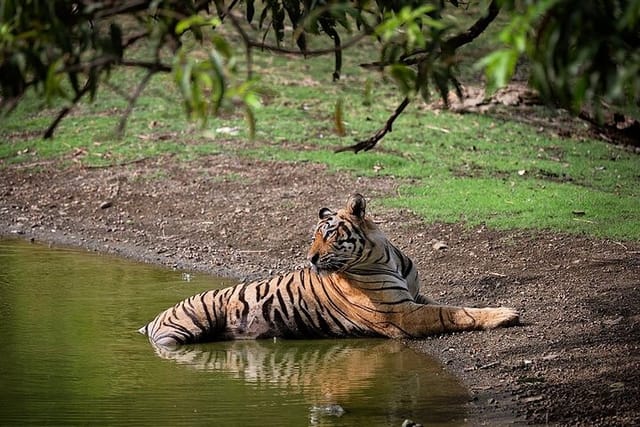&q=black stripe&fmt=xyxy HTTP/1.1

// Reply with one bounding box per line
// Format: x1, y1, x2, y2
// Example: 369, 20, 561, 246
324, 309, 351, 335
237, 285, 250, 320
199, 291, 215, 331
294, 285, 319, 331
256, 281, 269, 301
275, 288, 289, 318
182, 297, 207, 333
262, 294, 274, 323
298, 269, 306, 289
214, 289, 228, 329
308, 273, 326, 313
297, 286, 309, 312
273, 309, 293, 337
316, 282, 354, 335
292, 307, 314, 336
314, 309, 333, 335
163, 318, 195, 342
284, 275, 295, 304
155, 332, 184, 345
